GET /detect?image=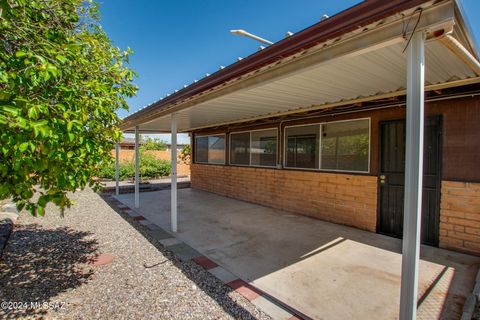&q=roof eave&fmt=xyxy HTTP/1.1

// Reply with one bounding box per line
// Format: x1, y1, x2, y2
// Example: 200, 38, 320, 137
453, 0, 480, 59
120, 0, 433, 131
